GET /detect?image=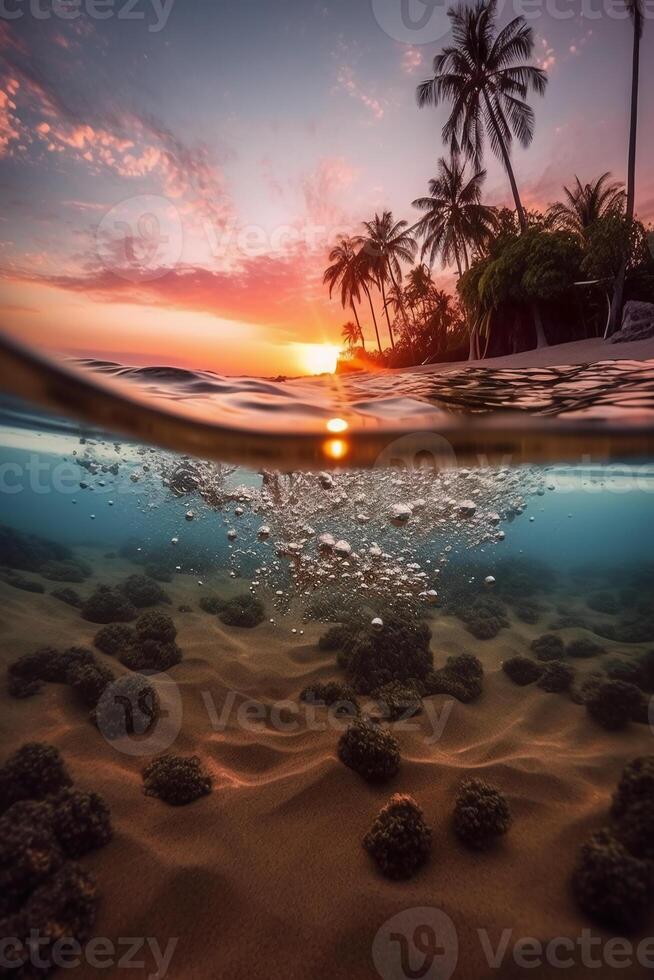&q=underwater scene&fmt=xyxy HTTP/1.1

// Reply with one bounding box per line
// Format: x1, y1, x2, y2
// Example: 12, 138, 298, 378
2, 391, 654, 979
